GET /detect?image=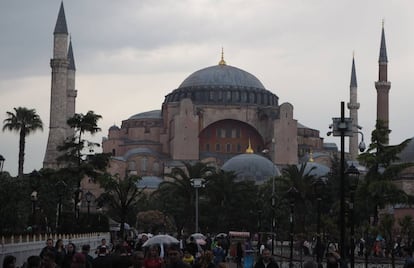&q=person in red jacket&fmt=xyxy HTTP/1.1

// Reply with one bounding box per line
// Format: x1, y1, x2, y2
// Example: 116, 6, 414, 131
144, 245, 164, 268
